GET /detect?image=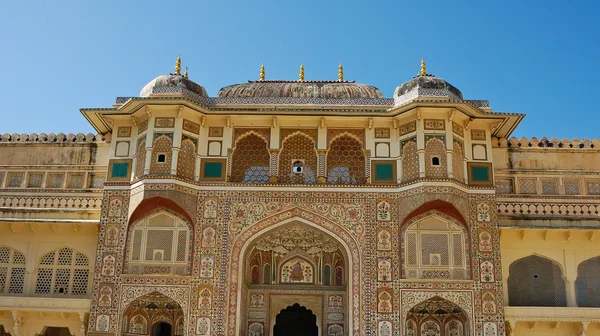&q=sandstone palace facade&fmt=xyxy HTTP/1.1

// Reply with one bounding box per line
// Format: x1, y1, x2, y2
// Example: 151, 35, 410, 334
0, 59, 599, 336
